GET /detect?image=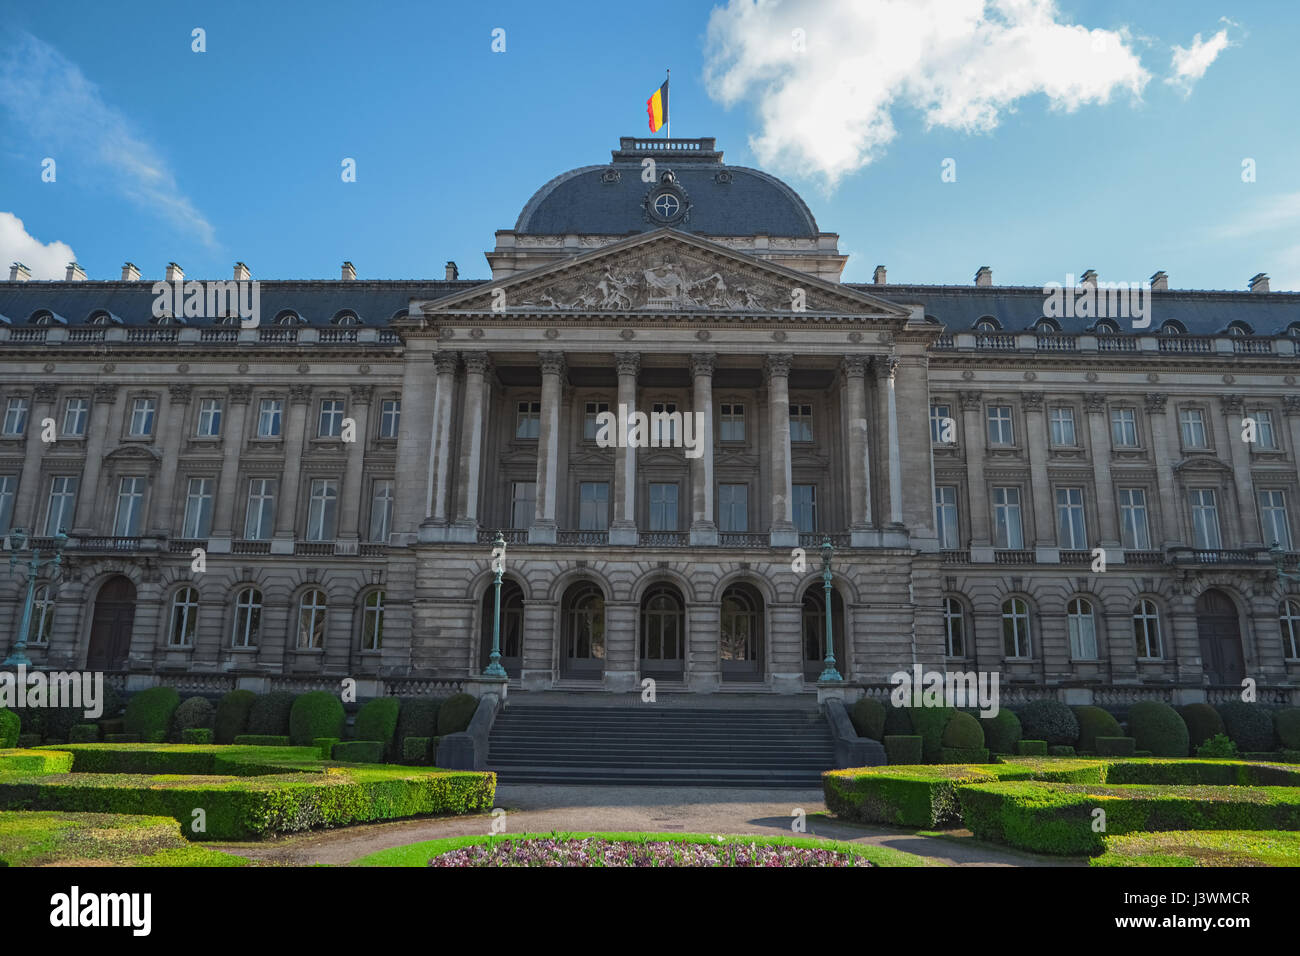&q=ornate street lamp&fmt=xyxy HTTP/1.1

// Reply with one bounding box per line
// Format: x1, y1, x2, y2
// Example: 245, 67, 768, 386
4, 528, 68, 667
1268, 542, 1300, 583
483, 531, 508, 678
818, 536, 843, 682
